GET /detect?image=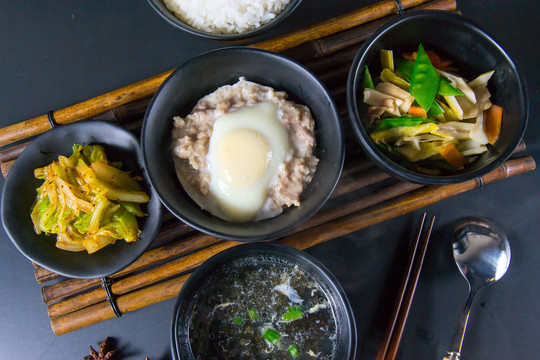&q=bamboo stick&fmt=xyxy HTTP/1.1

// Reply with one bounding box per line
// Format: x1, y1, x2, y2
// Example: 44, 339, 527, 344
281, 0, 457, 61
47, 241, 238, 319
41, 233, 219, 304
49, 156, 535, 335
250, 0, 430, 53
0, 141, 30, 162
41, 161, 383, 308
36, 137, 528, 297
46, 153, 530, 313
51, 274, 190, 336
0, 70, 174, 148
34, 212, 189, 284
0, 0, 434, 149
0, 0, 459, 181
